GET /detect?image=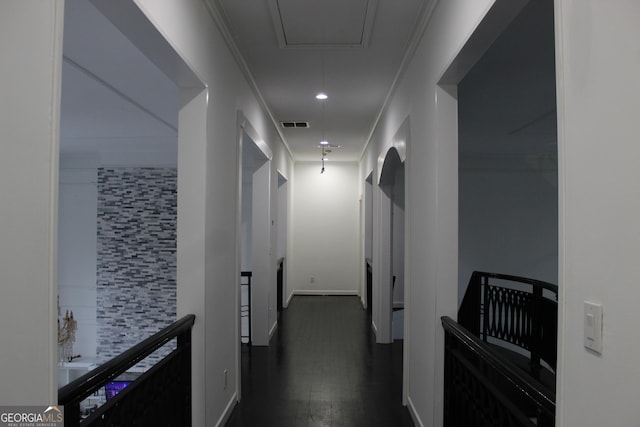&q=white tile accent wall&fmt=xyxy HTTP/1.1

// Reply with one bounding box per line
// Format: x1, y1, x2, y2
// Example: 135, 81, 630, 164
96, 168, 177, 368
